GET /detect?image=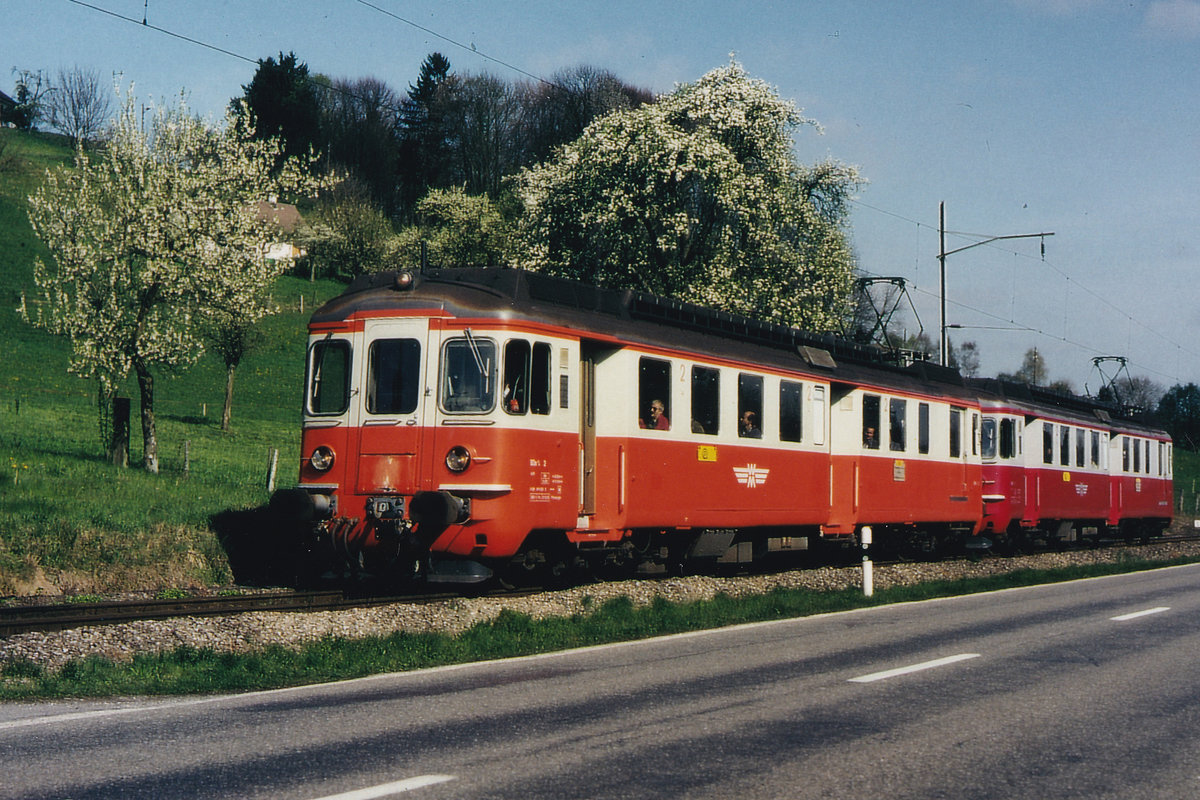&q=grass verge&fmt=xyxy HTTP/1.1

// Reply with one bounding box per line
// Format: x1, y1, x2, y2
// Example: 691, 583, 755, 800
2, 552, 1196, 701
